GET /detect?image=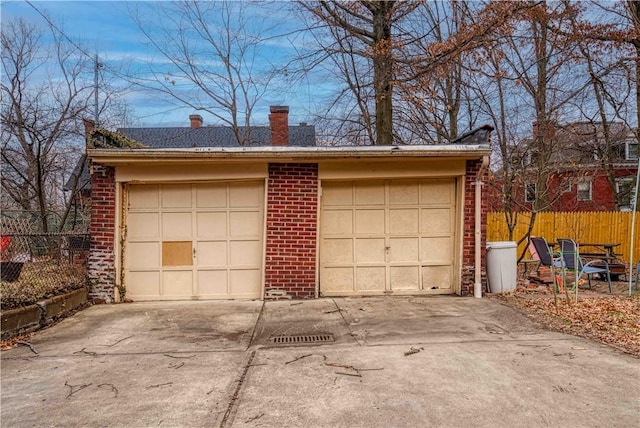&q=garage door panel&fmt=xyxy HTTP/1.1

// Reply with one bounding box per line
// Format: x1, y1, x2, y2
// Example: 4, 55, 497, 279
197, 241, 227, 266
389, 180, 419, 205
196, 183, 227, 208
230, 270, 261, 296
196, 212, 227, 238
229, 211, 261, 237
421, 208, 452, 234
162, 212, 192, 238
230, 182, 262, 207
197, 270, 228, 295
127, 271, 160, 297
162, 270, 193, 296
322, 182, 353, 206
389, 209, 419, 234
389, 237, 419, 262
321, 268, 354, 293
322, 239, 353, 264
129, 185, 159, 209
230, 240, 261, 266
356, 267, 385, 291
355, 238, 385, 263
127, 242, 159, 268
421, 237, 451, 261
355, 209, 384, 234
390, 266, 420, 290
422, 265, 452, 290
421, 179, 454, 205
161, 184, 192, 208
355, 181, 385, 205
323, 210, 352, 234
128, 212, 159, 238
